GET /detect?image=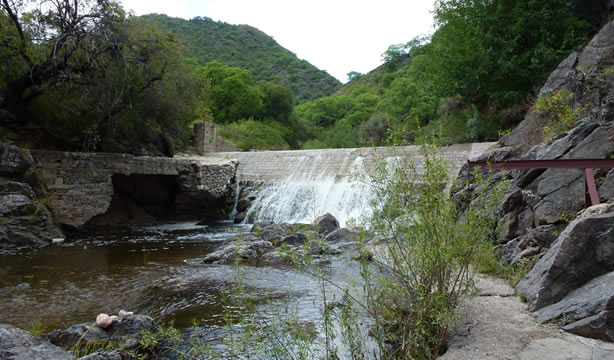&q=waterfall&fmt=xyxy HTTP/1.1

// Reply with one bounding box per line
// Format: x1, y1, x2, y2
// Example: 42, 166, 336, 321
244, 152, 374, 227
